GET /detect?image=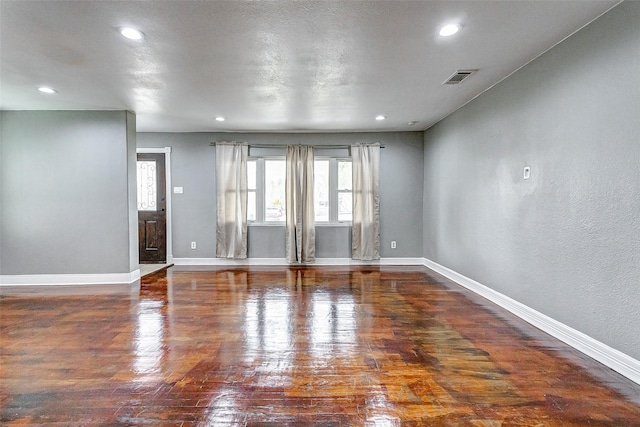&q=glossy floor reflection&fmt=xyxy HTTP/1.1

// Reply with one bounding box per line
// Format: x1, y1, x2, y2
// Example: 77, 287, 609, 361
1, 266, 639, 425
